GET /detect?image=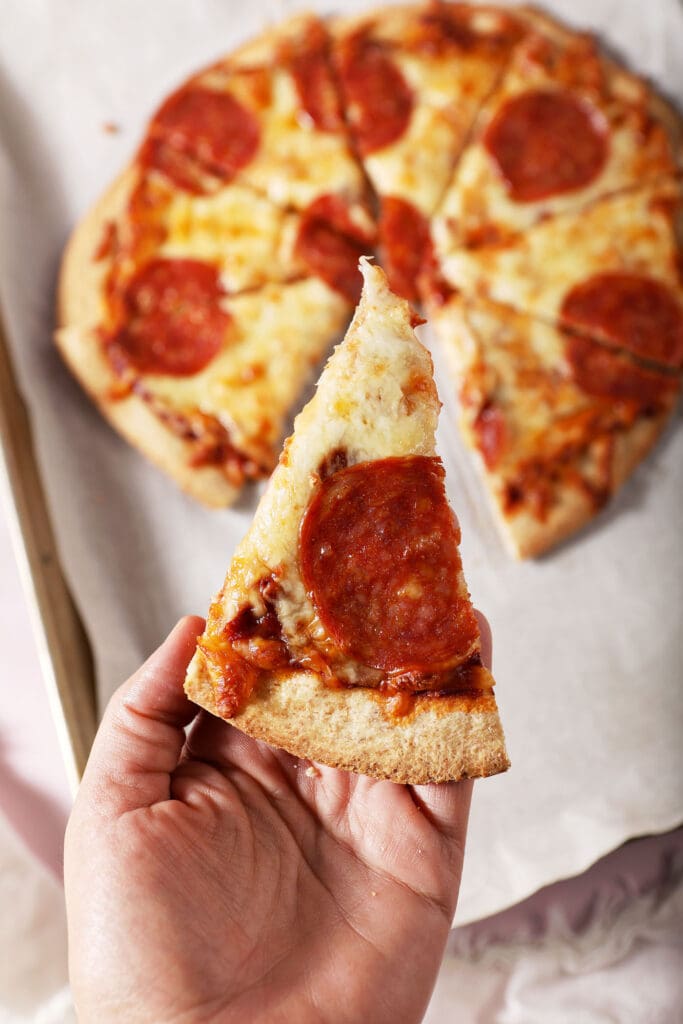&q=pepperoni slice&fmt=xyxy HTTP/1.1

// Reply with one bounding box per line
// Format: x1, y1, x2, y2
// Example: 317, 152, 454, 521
295, 196, 371, 303
299, 456, 479, 672
566, 334, 679, 407
110, 258, 229, 376
483, 89, 608, 202
141, 86, 260, 193
380, 197, 432, 303
337, 33, 413, 155
288, 24, 343, 132
561, 273, 683, 370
